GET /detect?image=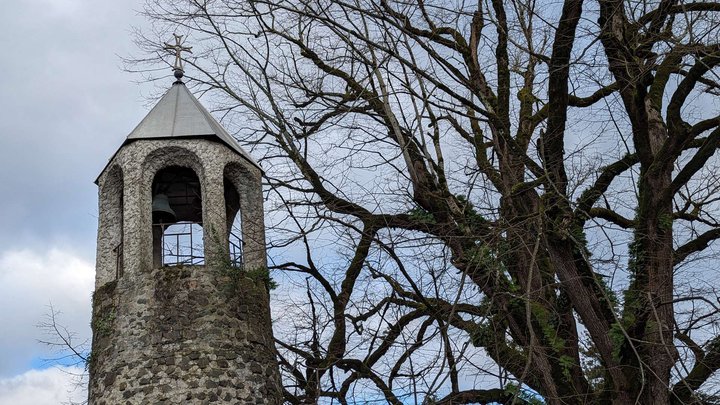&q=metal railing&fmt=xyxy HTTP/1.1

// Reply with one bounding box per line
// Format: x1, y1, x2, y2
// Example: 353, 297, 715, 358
149, 222, 243, 268
114, 242, 124, 279
156, 222, 205, 266
229, 231, 243, 269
